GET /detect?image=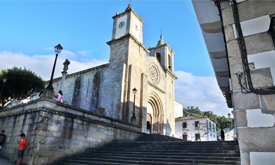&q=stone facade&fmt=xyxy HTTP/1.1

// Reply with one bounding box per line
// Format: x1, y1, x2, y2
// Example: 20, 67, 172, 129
50, 6, 177, 136
0, 98, 142, 164
192, 0, 275, 164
